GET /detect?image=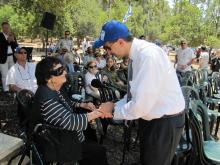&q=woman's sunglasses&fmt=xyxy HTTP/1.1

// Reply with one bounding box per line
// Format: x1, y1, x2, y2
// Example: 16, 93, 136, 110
88, 65, 97, 69
50, 66, 65, 76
